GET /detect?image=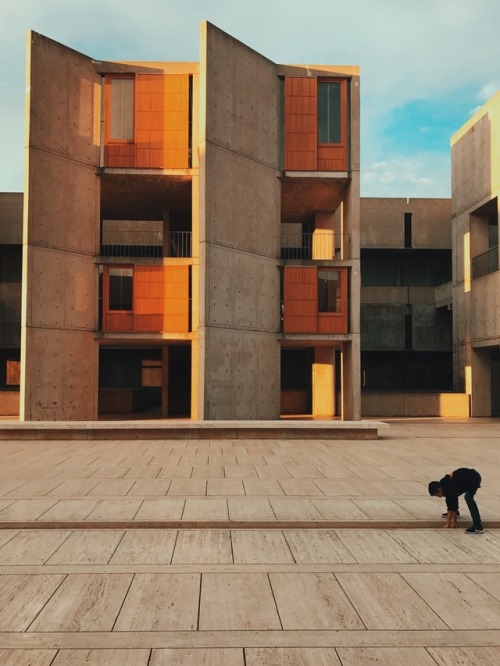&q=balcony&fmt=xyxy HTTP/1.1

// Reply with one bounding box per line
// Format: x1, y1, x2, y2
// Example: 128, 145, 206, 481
472, 245, 498, 279
100, 230, 192, 259
280, 231, 345, 260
